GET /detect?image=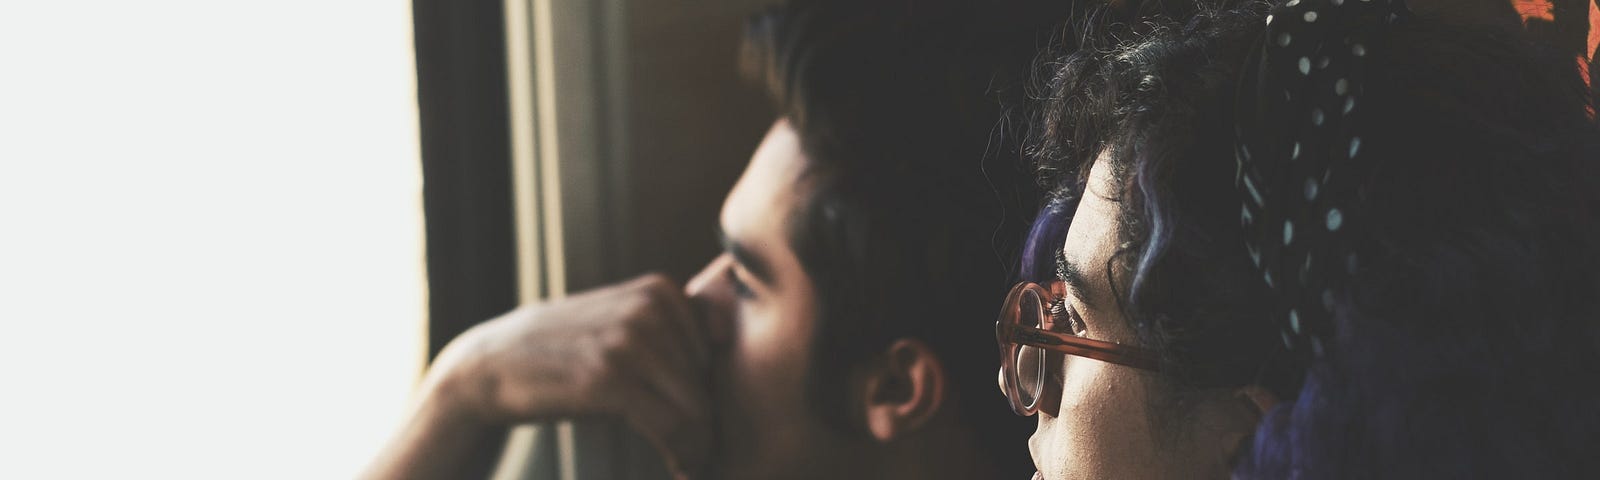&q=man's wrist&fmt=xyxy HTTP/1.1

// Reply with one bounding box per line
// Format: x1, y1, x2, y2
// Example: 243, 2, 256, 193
416, 369, 495, 432
418, 327, 499, 428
